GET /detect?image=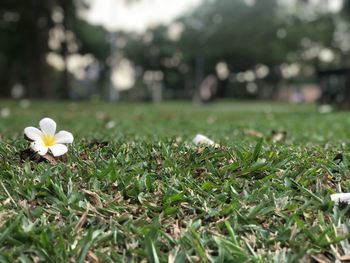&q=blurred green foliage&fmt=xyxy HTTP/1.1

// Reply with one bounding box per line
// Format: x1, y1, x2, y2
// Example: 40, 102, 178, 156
0, 0, 348, 100
0, 0, 109, 99
123, 0, 342, 100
